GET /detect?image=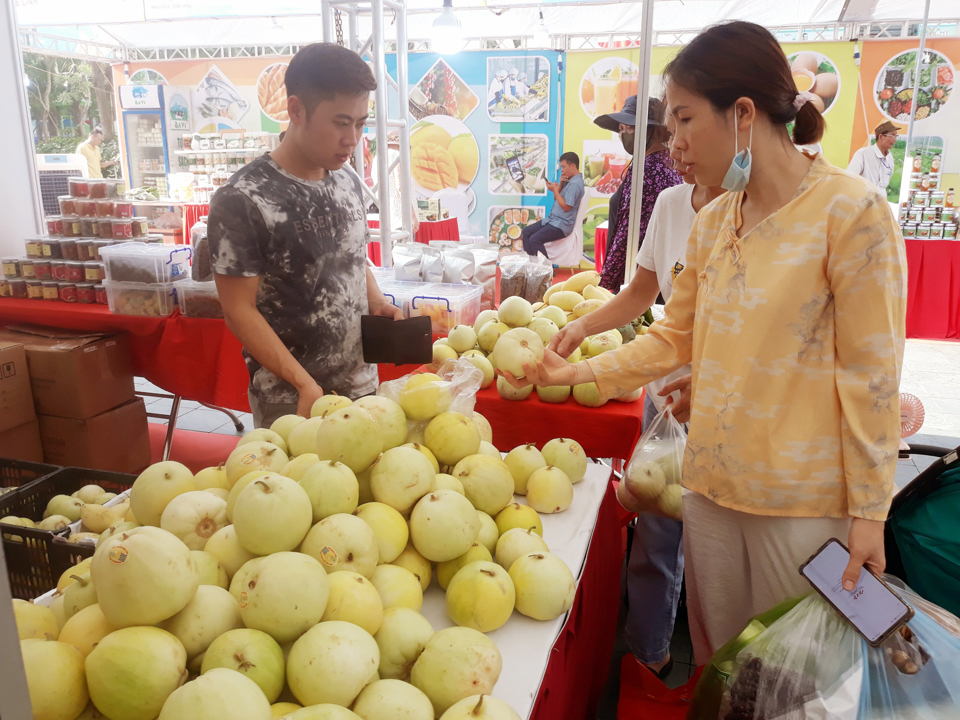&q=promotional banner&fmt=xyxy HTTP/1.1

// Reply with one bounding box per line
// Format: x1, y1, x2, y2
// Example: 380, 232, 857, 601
385, 50, 564, 245
115, 58, 294, 136
852, 38, 958, 202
